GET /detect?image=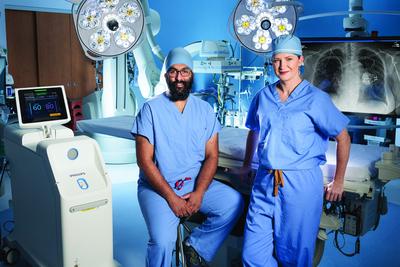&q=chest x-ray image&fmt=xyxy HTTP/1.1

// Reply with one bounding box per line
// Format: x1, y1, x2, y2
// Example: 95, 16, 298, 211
303, 40, 400, 115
